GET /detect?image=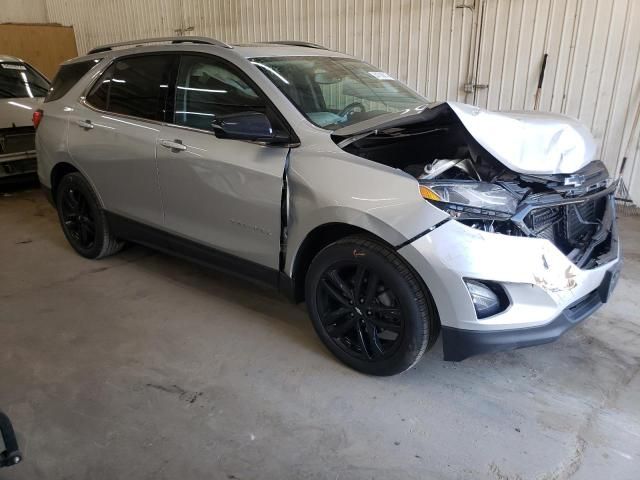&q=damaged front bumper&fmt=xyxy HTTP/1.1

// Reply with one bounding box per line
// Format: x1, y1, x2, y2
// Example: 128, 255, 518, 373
398, 190, 621, 361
